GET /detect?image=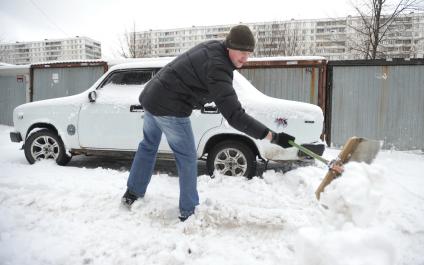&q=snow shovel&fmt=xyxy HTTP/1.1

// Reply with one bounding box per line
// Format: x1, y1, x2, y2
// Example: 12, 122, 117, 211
288, 137, 381, 200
